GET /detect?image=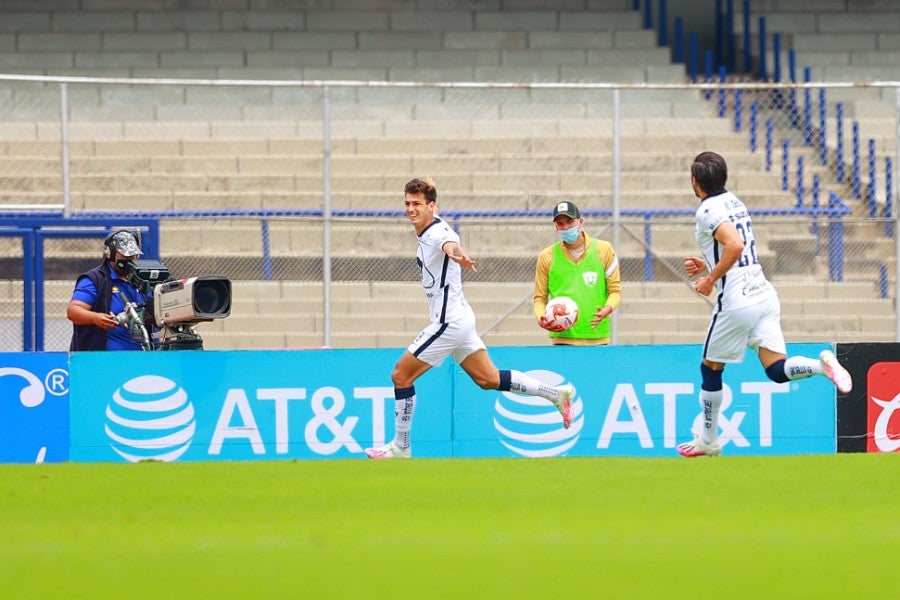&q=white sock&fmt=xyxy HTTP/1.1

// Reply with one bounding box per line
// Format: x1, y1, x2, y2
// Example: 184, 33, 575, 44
393, 393, 415, 450
699, 389, 723, 444
507, 370, 560, 402
784, 356, 823, 380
